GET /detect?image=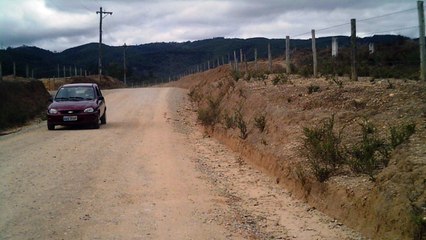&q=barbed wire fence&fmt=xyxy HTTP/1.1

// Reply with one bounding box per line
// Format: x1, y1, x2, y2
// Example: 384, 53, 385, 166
0, 2, 425, 84
175, 2, 424, 83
